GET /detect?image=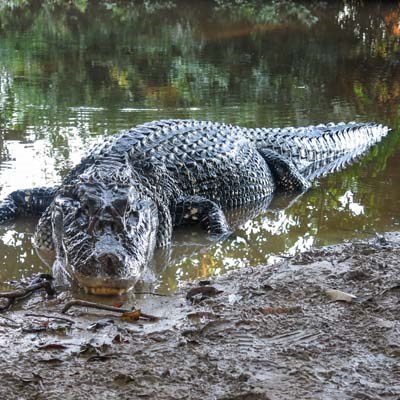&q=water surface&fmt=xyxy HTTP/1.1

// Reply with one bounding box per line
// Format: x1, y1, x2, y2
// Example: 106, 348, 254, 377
0, 1, 400, 293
